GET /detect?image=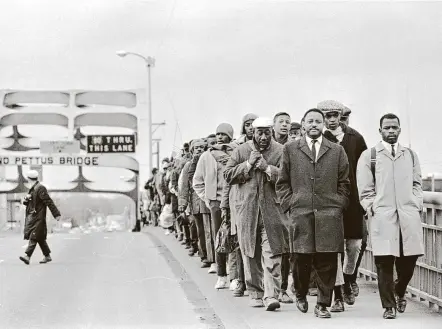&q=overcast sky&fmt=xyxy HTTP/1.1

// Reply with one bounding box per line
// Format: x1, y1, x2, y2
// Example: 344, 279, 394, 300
0, 0, 441, 186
